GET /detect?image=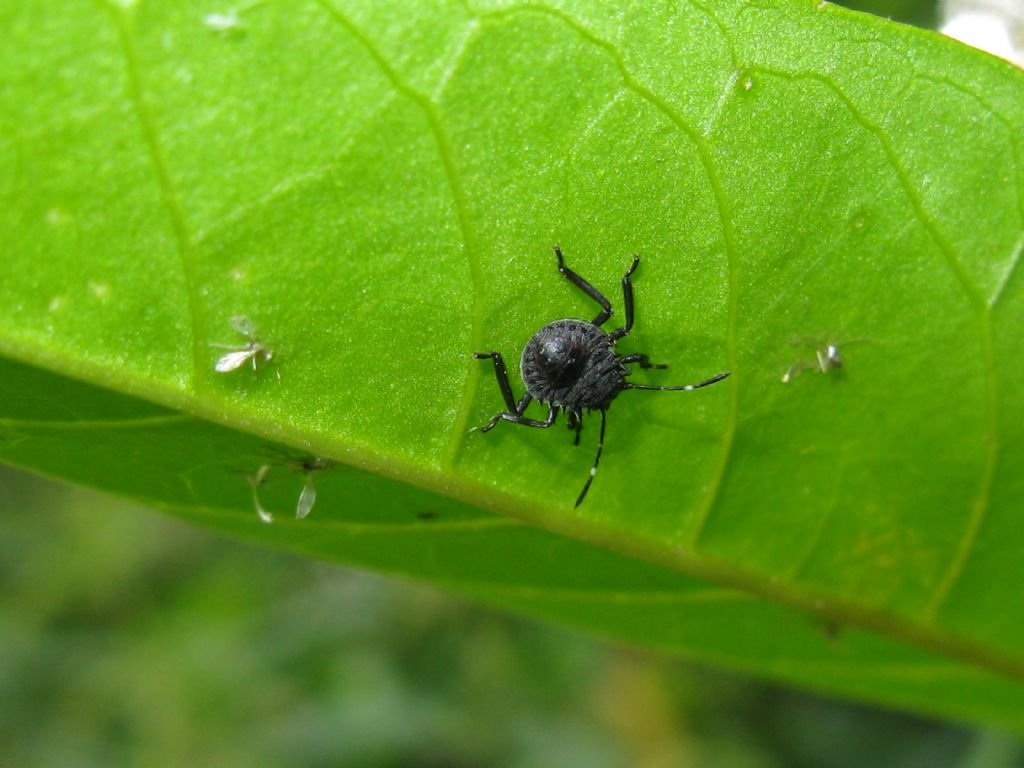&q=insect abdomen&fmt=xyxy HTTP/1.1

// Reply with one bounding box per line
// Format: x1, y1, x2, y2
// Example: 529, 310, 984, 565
521, 319, 622, 409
